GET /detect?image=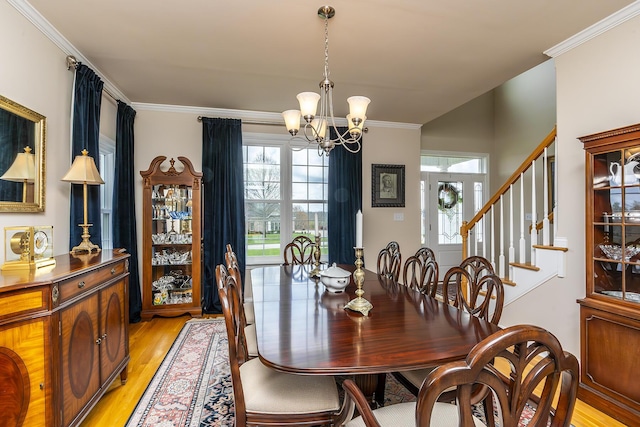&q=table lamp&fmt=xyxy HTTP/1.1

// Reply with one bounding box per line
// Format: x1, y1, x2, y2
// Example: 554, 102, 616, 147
0, 146, 35, 203
61, 149, 104, 253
